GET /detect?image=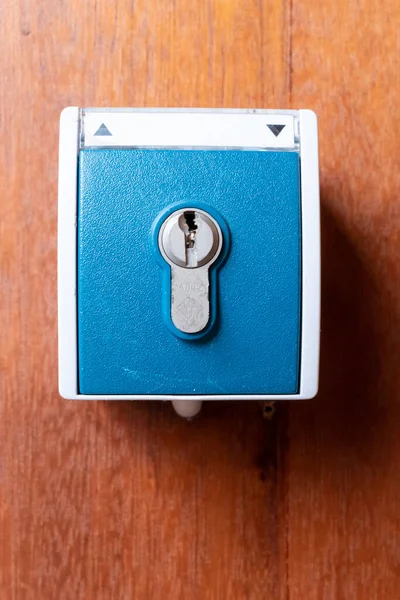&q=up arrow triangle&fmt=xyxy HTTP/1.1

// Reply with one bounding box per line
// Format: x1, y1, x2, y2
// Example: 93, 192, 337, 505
267, 124, 286, 137
94, 123, 112, 136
